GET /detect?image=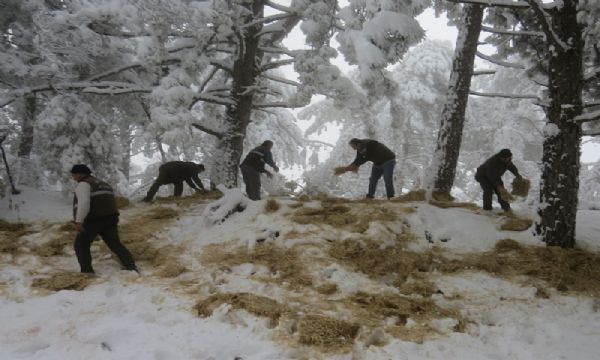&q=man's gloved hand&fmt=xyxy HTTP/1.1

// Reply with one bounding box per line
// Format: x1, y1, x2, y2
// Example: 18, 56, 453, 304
334, 167, 346, 176
498, 187, 514, 203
